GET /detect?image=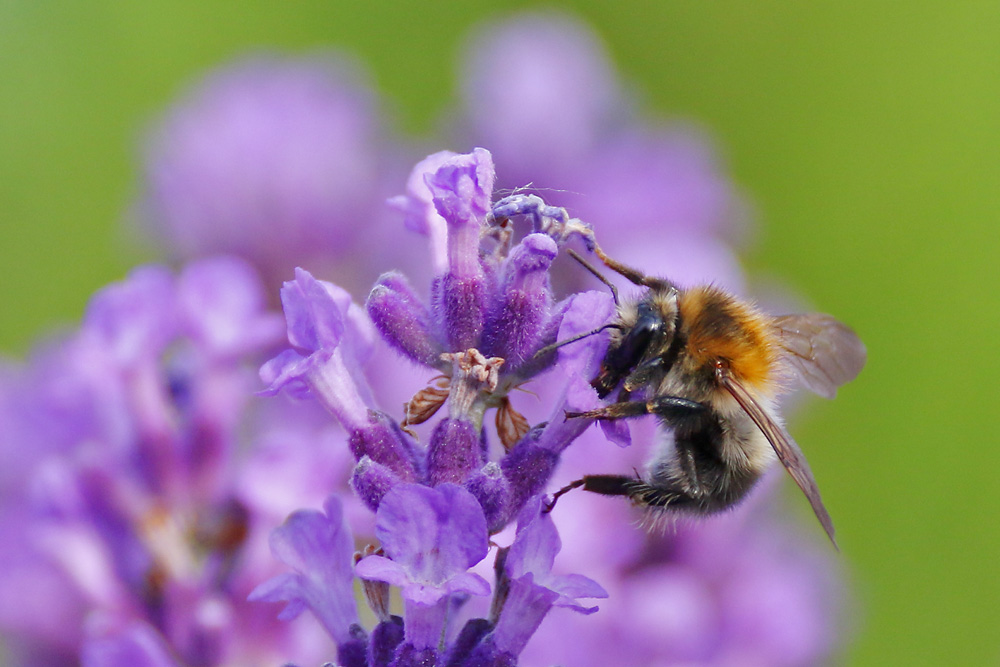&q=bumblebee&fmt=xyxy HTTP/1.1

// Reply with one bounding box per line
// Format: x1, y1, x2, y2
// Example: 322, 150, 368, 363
556, 246, 866, 547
